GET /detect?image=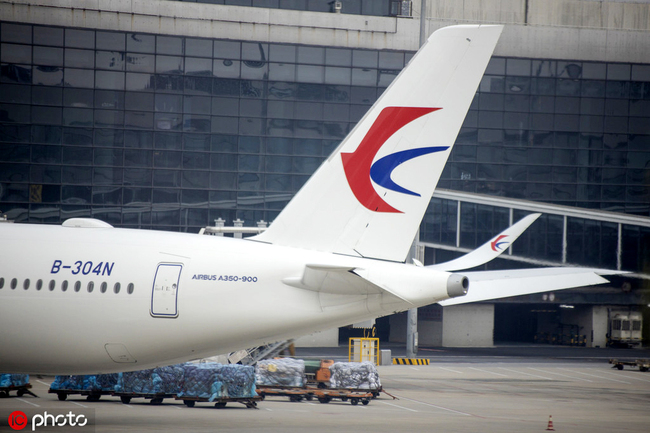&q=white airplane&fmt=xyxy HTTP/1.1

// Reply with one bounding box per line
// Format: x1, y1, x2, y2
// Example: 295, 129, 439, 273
0, 25, 617, 375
